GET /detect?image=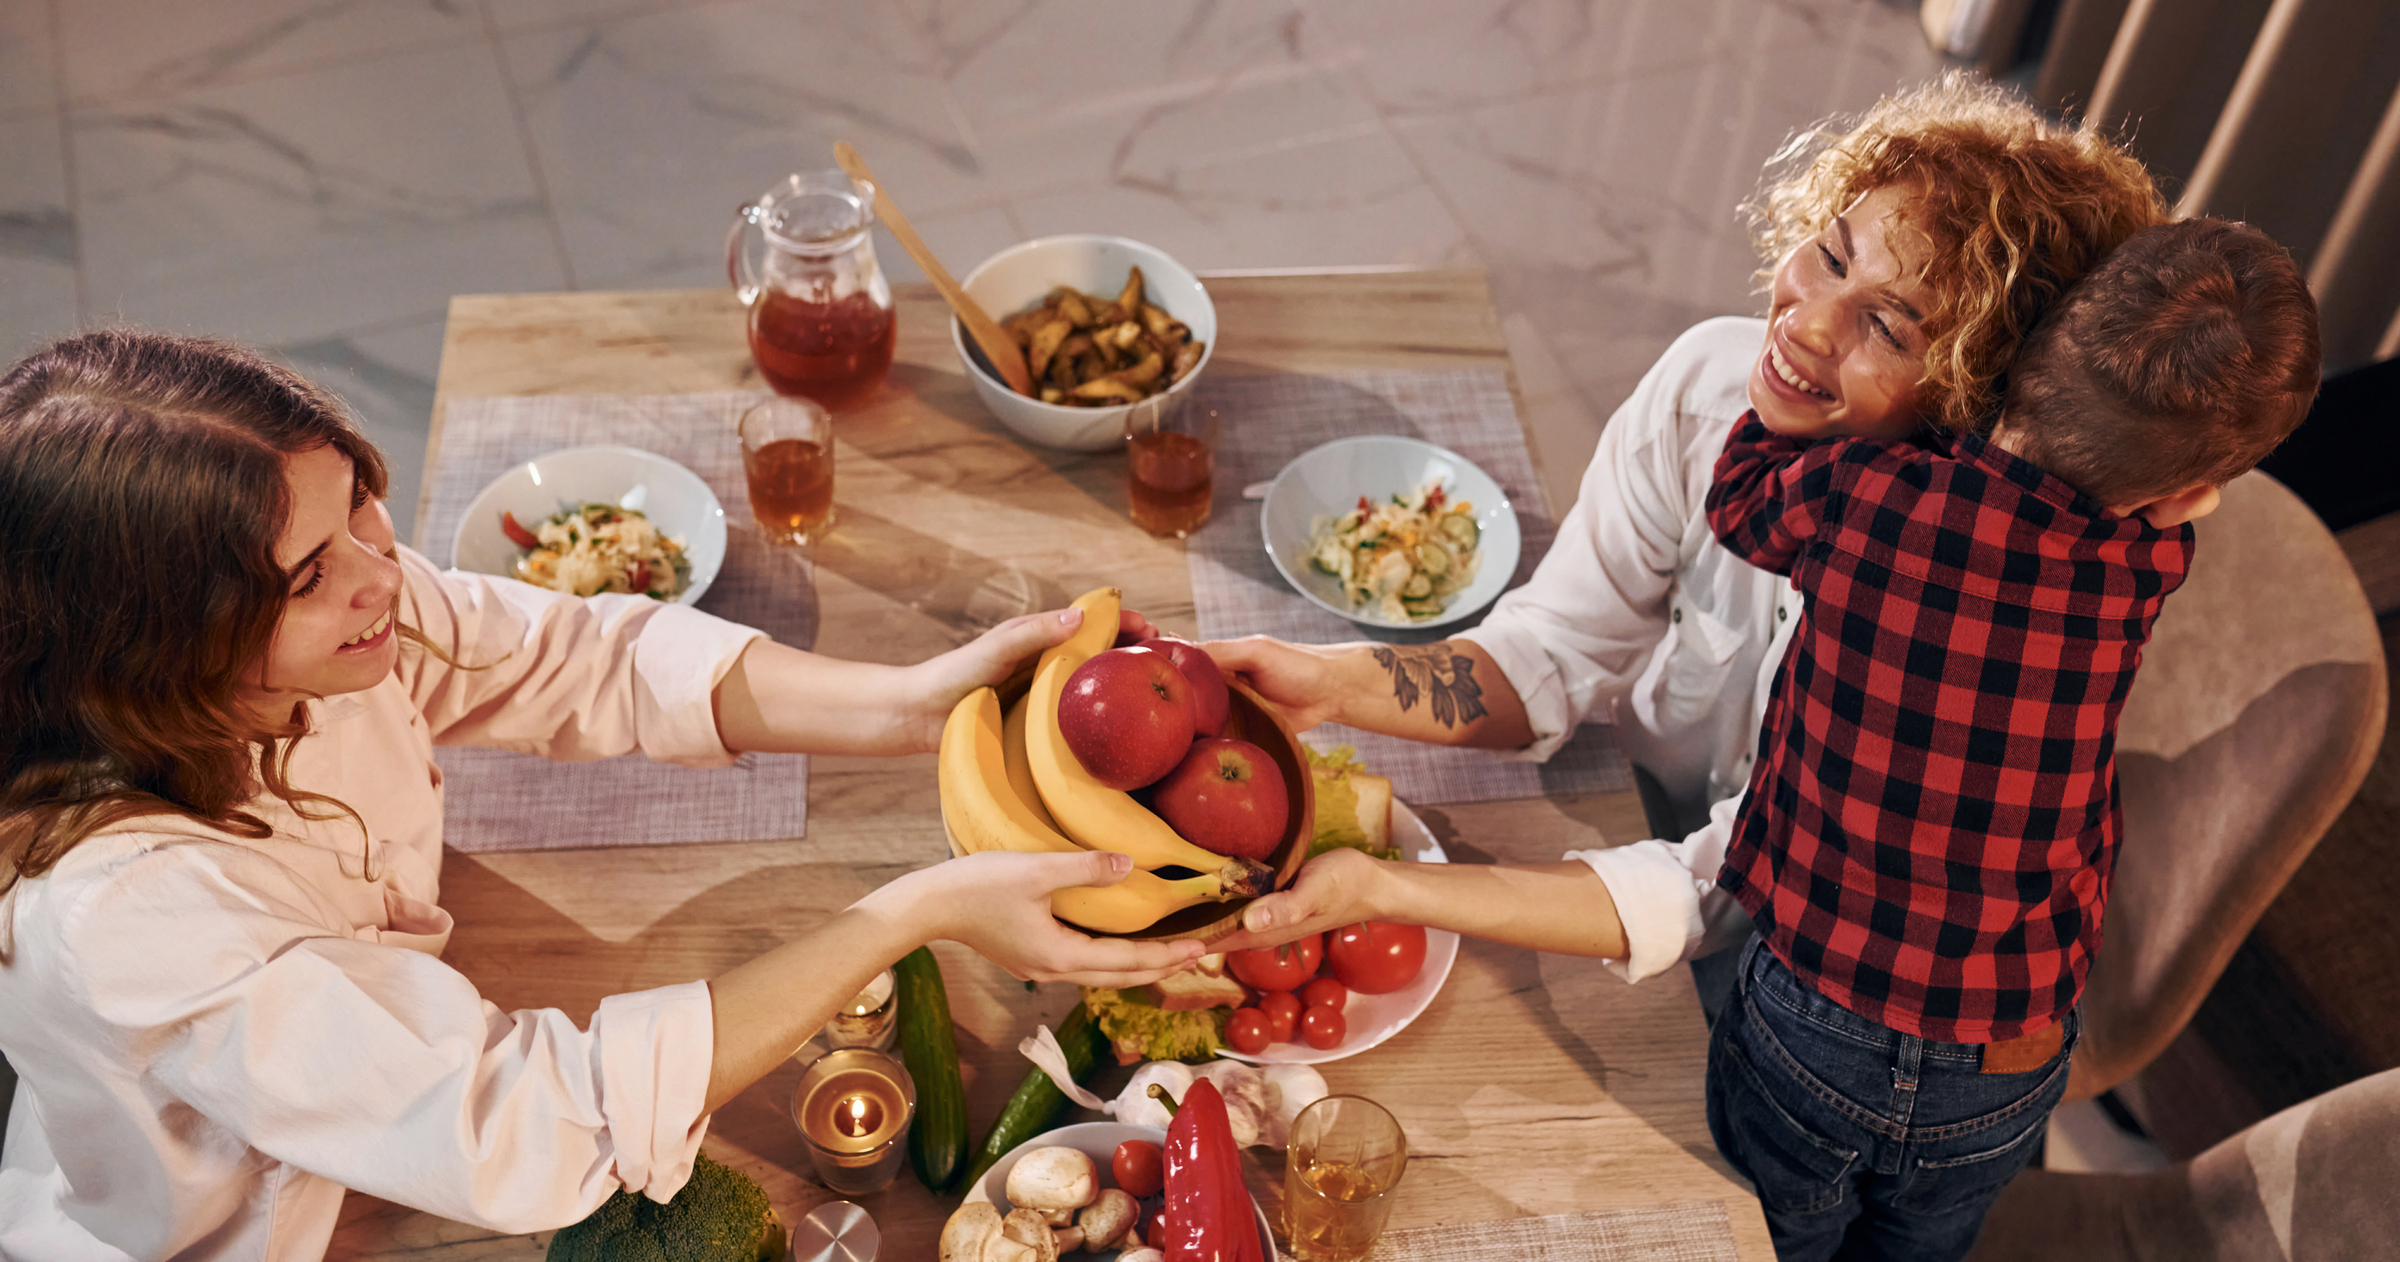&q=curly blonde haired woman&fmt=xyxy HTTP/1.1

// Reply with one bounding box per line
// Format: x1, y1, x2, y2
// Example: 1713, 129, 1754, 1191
1205, 73, 2166, 1260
